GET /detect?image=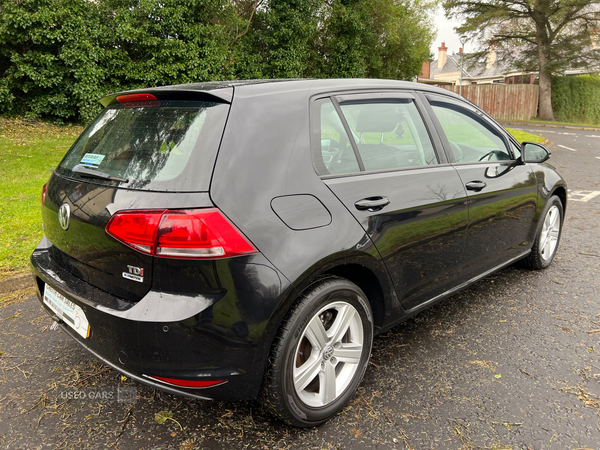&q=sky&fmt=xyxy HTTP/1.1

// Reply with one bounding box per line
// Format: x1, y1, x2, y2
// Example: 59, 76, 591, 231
430, 5, 475, 57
